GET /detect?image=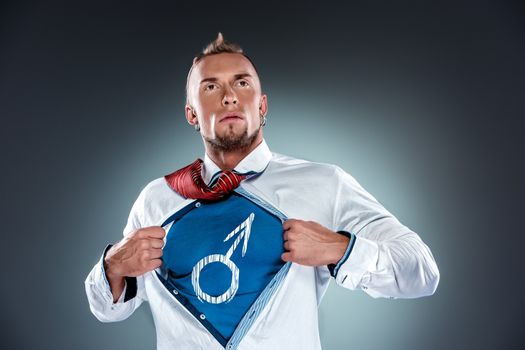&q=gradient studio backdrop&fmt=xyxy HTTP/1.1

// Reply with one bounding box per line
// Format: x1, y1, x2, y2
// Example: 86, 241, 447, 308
1, 1, 524, 349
